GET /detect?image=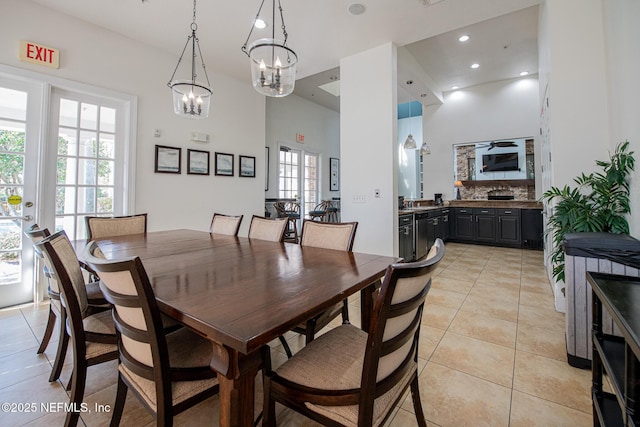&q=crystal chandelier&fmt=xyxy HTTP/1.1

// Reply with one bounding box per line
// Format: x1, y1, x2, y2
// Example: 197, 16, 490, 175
241, 0, 298, 97
167, 0, 212, 118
